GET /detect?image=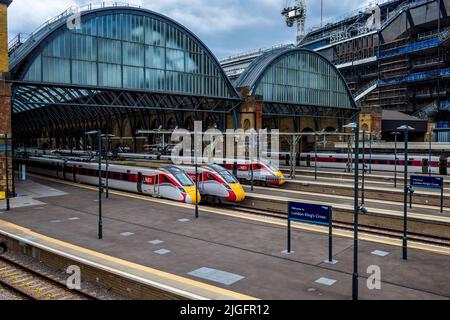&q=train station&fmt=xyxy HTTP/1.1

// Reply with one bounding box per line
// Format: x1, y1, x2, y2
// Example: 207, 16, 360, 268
1, 0, 450, 307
